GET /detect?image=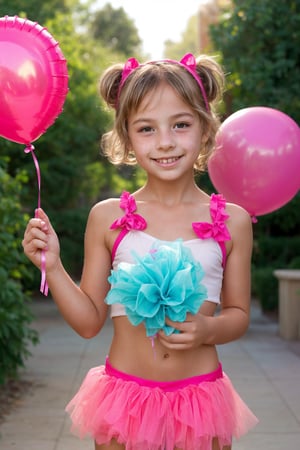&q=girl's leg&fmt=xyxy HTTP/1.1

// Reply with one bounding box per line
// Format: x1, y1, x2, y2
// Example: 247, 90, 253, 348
95, 439, 125, 449
212, 437, 231, 450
